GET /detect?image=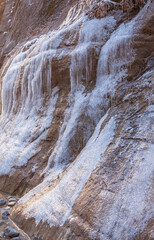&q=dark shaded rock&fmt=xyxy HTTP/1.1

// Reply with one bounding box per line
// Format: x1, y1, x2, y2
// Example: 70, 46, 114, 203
2, 210, 10, 216
2, 215, 8, 220
4, 227, 19, 238
0, 199, 6, 206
